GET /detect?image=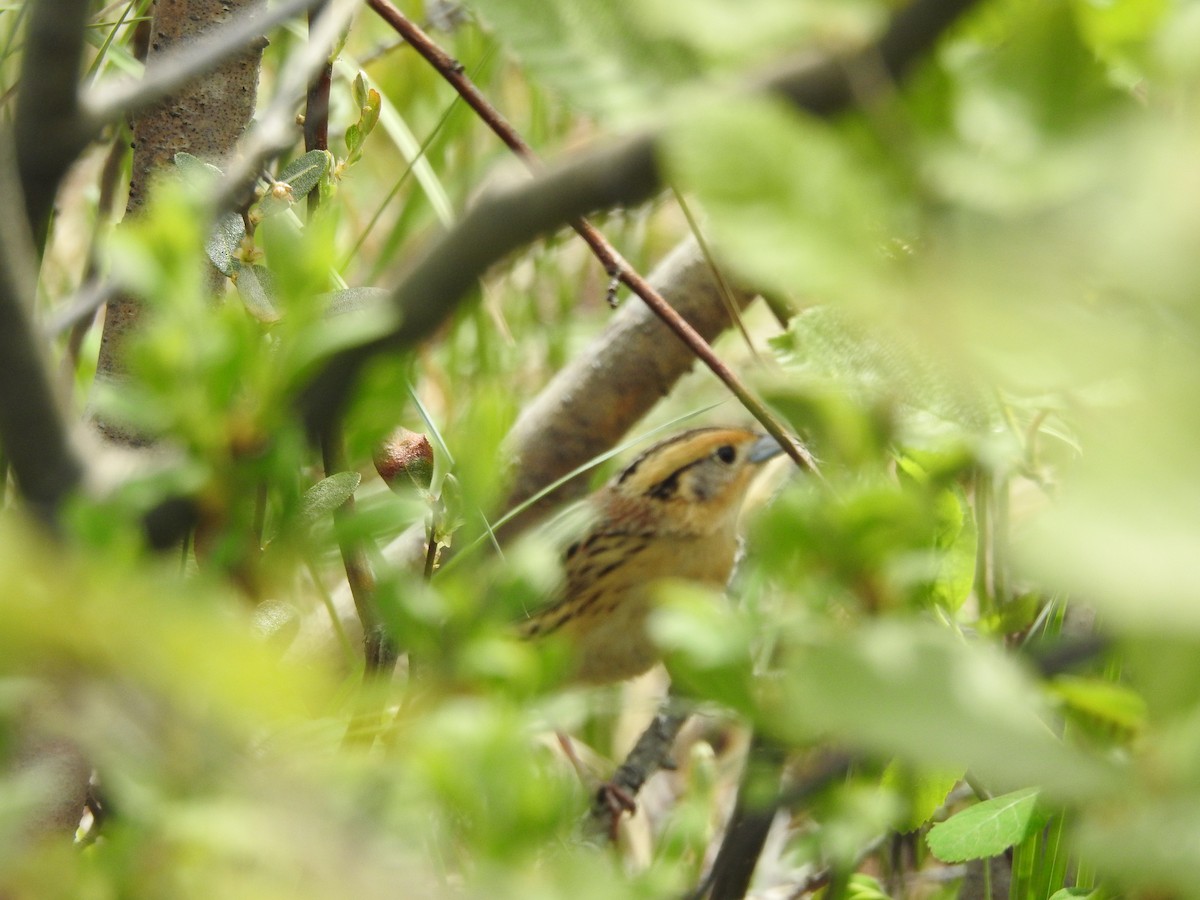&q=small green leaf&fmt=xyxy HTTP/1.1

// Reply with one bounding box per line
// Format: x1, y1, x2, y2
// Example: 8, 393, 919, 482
846, 874, 890, 900
323, 286, 390, 317
173, 151, 223, 182
1051, 675, 1147, 732
342, 74, 382, 167
882, 764, 964, 832
1048, 889, 1101, 900
927, 787, 1048, 862
232, 264, 280, 323
345, 123, 364, 159
663, 98, 902, 300
205, 211, 246, 276
360, 87, 381, 135
927, 486, 978, 612
352, 71, 369, 110
277, 149, 331, 199
299, 472, 361, 525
